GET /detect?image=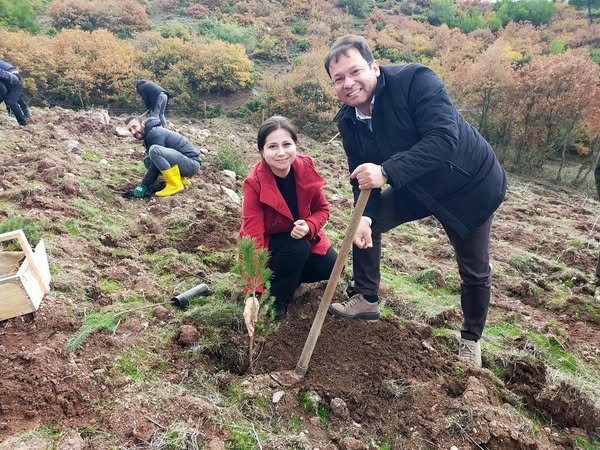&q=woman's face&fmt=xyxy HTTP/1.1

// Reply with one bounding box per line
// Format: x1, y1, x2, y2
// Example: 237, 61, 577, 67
261, 128, 297, 177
